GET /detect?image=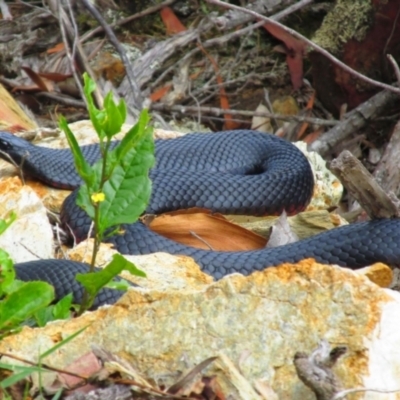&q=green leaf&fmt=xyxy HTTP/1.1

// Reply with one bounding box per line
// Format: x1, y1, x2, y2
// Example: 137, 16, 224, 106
0, 282, 54, 330
105, 279, 131, 291
0, 211, 16, 236
76, 253, 145, 299
114, 109, 150, 162
52, 293, 73, 320
39, 325, 89, 363
83, 73, 106, 140
39, 325, 88, 360
97, 129, 154, 235
59, 116, 95, 186
0, 250, 15, 295
33, 293, 72, 327
0, 364, 49, 389
103, 92, 126, 138
3, 279, 26, 295
0, 326, 87, 389
33, 306, 54, 327
76, 185, 96, 221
